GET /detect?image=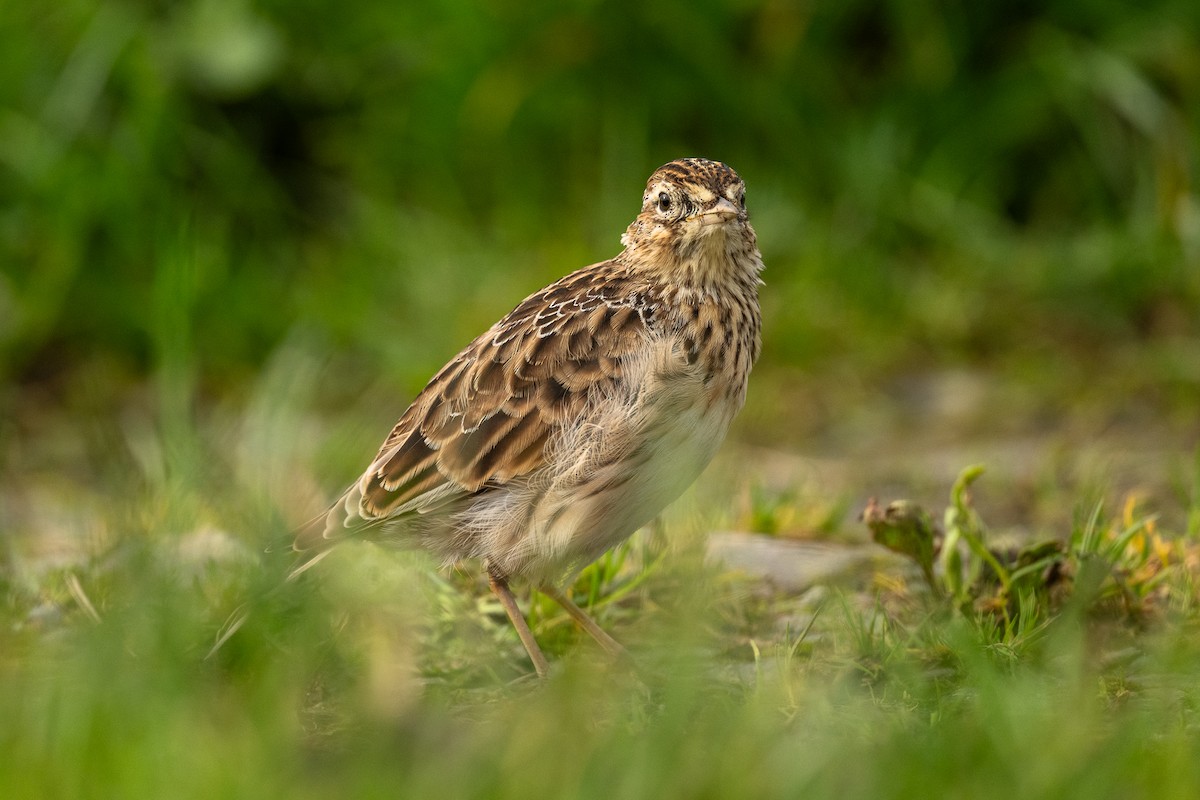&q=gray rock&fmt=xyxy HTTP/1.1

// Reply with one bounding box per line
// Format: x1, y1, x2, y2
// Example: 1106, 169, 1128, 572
707, 531, 887, 593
